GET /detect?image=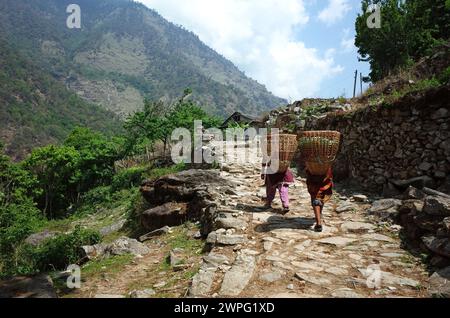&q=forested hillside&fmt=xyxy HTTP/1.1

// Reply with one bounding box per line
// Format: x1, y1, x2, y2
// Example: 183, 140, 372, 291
0, 0, 286, 118
0, 40, 122, 161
